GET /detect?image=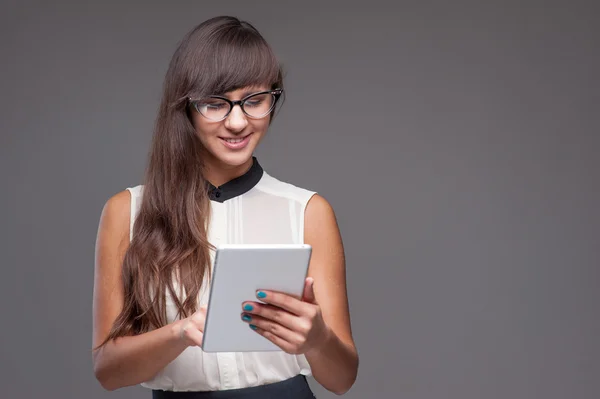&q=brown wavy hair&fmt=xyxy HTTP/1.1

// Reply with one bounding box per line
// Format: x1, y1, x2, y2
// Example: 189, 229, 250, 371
96, 16, 284, 349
